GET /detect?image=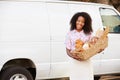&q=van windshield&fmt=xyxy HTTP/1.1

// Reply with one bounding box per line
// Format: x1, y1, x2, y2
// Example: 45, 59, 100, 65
100, 8, 120, 33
